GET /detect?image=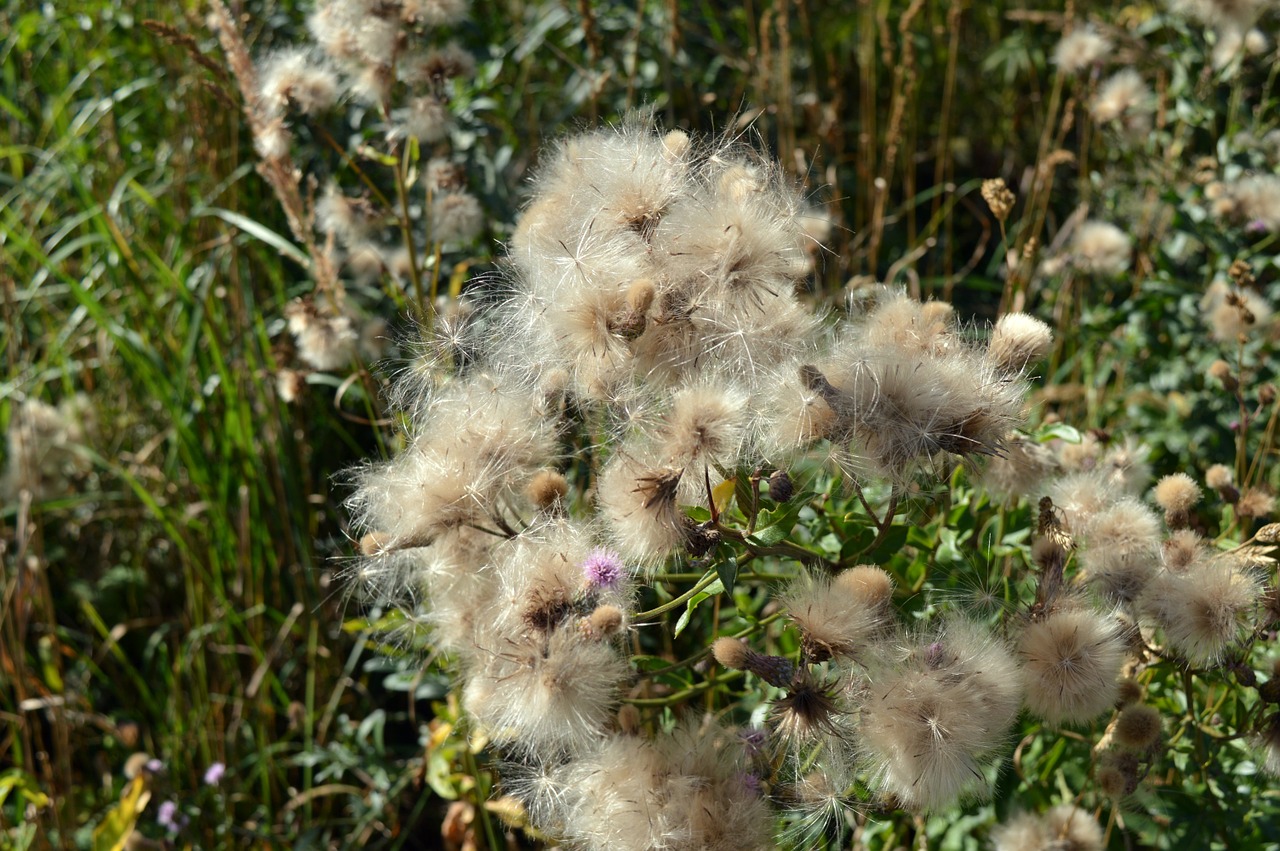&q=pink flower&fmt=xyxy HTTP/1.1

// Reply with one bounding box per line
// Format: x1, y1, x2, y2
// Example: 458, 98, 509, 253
581, 548, 625, 590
